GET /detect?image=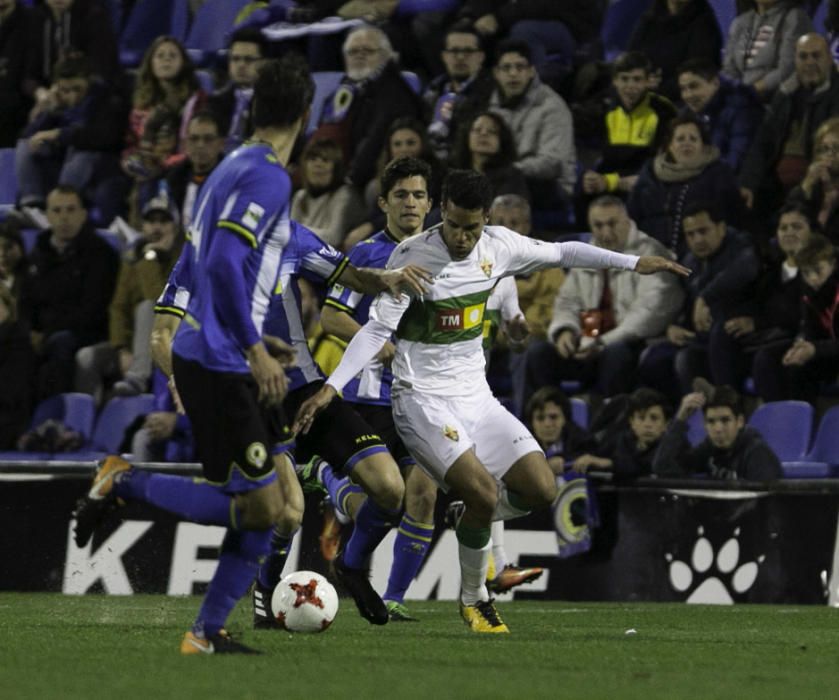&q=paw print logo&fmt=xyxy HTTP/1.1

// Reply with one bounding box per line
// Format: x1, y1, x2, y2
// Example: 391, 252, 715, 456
666, 526, 764, 604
